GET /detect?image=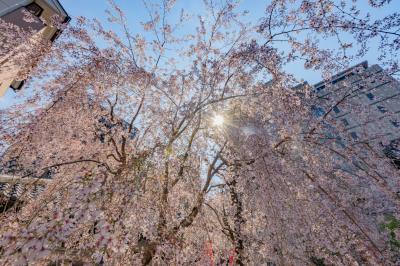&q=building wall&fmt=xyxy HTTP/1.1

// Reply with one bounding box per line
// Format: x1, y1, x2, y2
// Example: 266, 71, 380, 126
312, 62, 400, 154
0, 0, 68, 96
